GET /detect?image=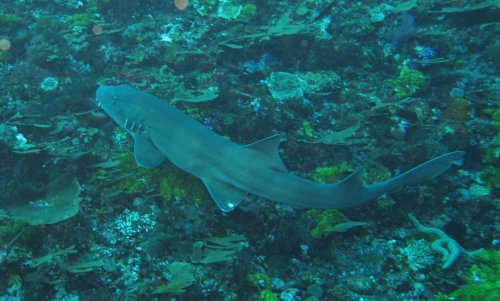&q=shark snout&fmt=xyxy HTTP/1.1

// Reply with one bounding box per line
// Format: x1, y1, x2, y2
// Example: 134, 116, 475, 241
96, 86, 114, 105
